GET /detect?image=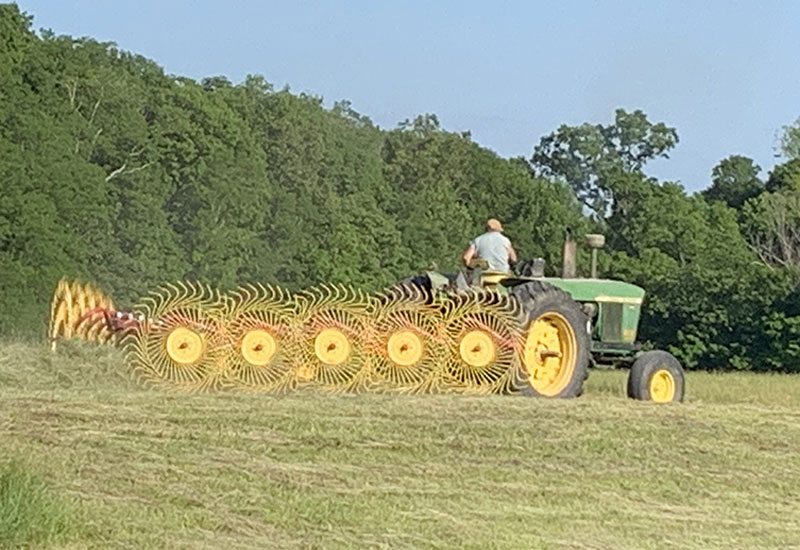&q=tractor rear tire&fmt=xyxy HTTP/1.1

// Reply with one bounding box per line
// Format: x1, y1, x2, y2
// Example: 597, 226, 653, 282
511, 281, 590, 398
627, 350, 685, 403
